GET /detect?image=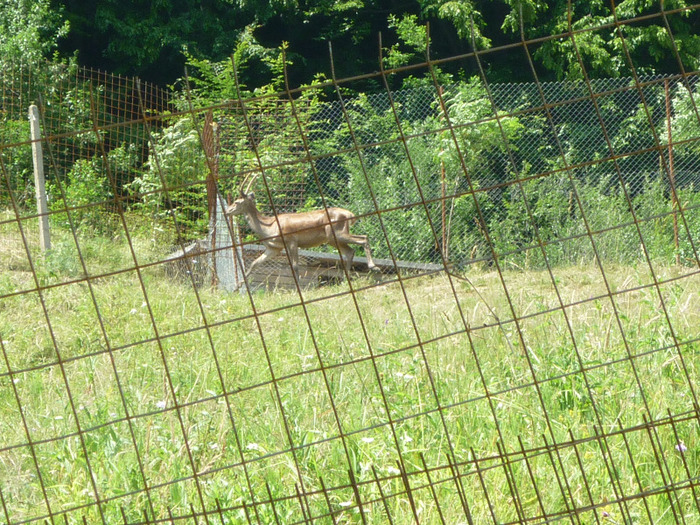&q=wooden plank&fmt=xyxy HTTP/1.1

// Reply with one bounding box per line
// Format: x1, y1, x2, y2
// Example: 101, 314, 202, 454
248, 273, 316, 289
251, 264, 346, 279
238, 242, 444, 291
241, 244, 443, 273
